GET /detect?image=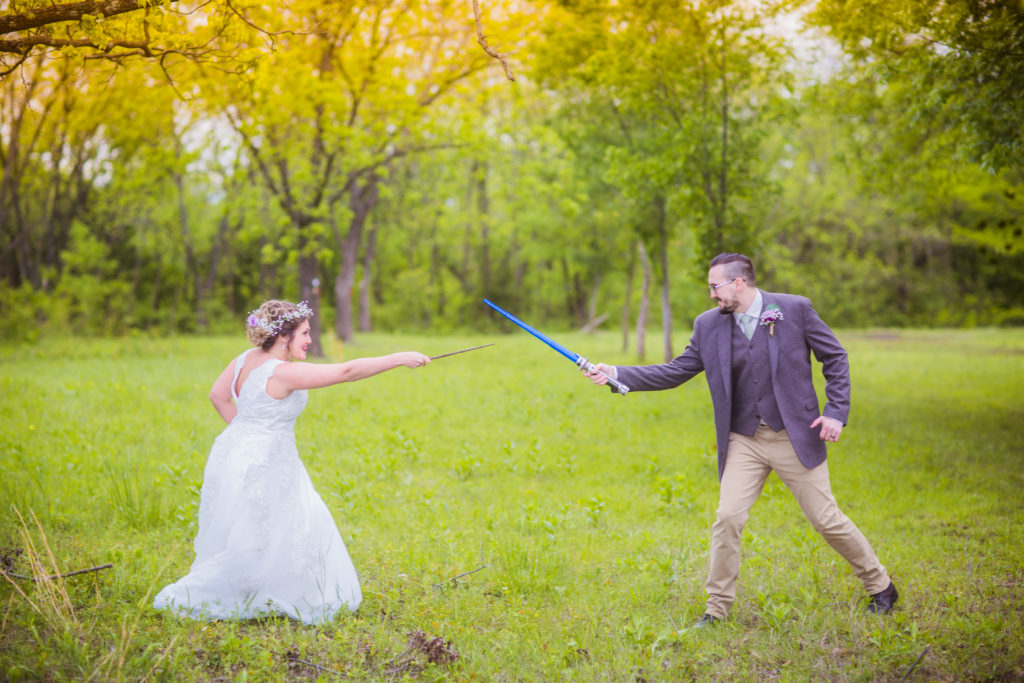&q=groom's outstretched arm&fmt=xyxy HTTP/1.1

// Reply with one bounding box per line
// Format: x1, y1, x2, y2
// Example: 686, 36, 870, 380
585, 330, 706, 393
